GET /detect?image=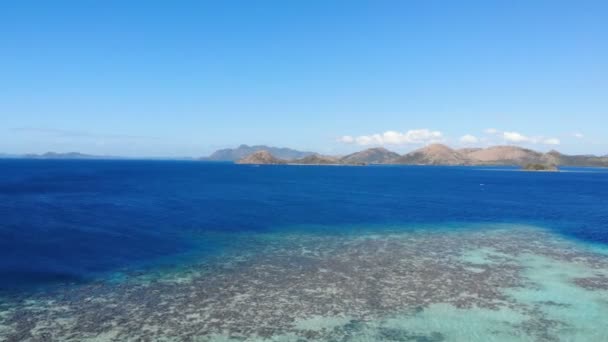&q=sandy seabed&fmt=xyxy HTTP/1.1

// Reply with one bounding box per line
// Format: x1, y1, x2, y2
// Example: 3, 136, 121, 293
1, 223, 608, 342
